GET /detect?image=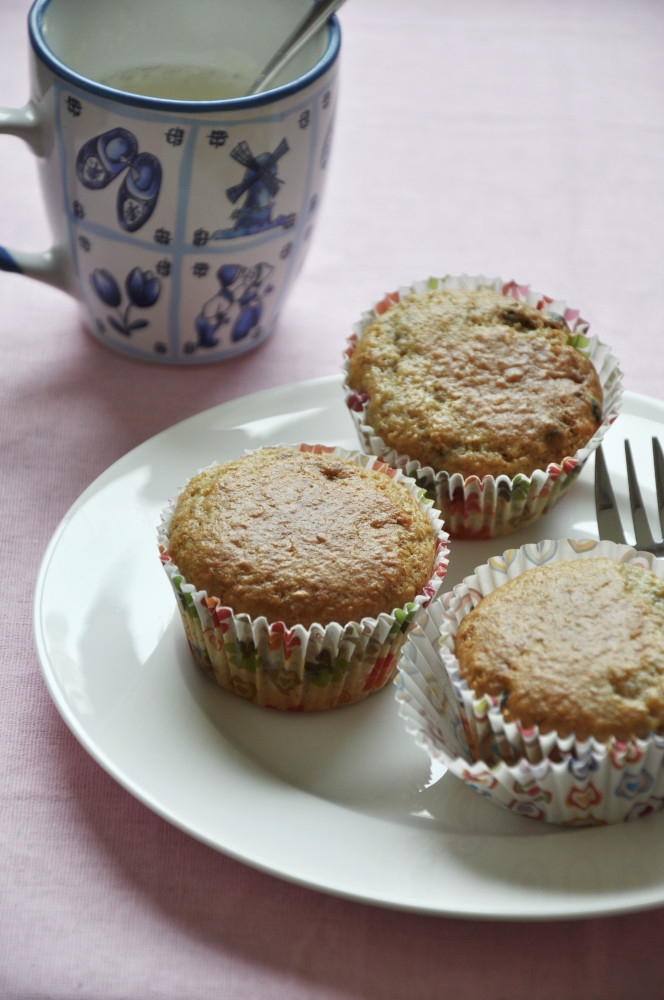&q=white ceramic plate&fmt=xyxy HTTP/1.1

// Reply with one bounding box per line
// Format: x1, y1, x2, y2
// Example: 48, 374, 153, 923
33, 376, 664, 919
